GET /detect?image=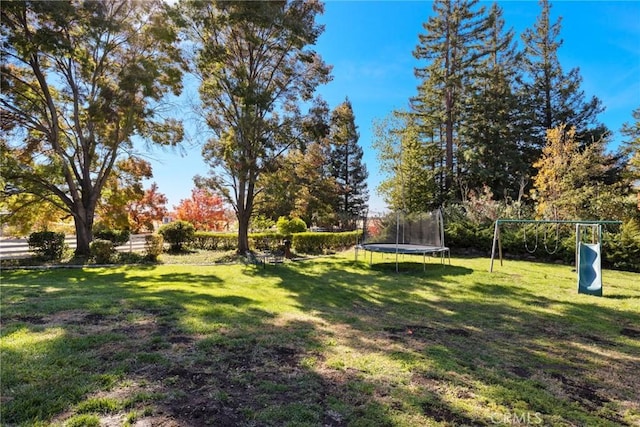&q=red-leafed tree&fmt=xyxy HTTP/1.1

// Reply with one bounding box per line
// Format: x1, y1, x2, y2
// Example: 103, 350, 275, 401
127, 183, 169, 233
174, 189, 227, 231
